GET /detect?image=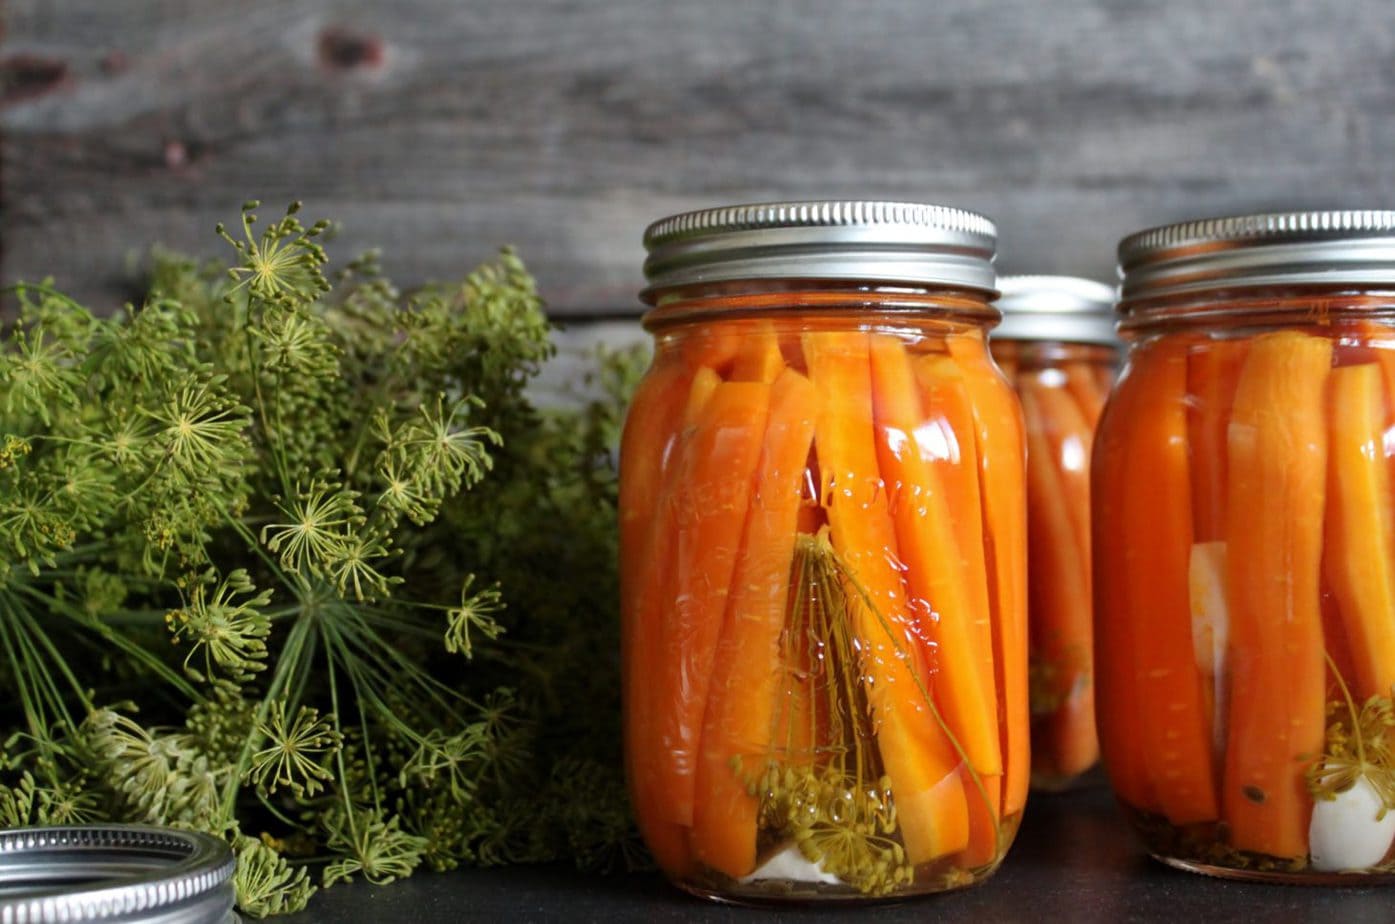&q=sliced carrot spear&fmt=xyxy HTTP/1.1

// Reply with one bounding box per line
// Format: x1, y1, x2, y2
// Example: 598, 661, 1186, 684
947, 334, 1029, 819
620, 360, 709, 874
871, 335, 1001, 865
730, 322, 786, 383
1063, 361, 1108, 427
871, 336, 1001, 780
1019, 379, 1098, 782
651, 379, 772, 831
1223, 331, 1330, 859
691, 369, 817, 878
803, 330, 971, 864
1091, 349, 1159, 816
1119, 338, 1219, 827
1324, 362, 1395, 701
912, 352, 997, 691
1186, 338, 1250, 543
